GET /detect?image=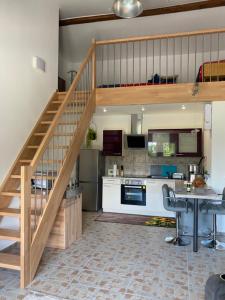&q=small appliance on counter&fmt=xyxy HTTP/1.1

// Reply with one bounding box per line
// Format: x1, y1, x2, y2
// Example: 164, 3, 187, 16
172, 173, 184, 180
149, 164, 177, 179
188, 164, 199, 182
107, 169, 114, 176
113, 164, 117, 177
